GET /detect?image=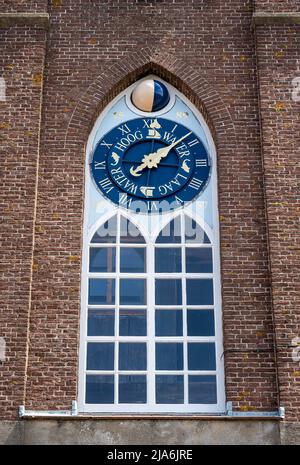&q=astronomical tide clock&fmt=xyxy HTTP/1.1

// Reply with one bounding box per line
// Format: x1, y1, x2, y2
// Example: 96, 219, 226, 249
90, 85, 210, 213
79, 77, 224, 414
